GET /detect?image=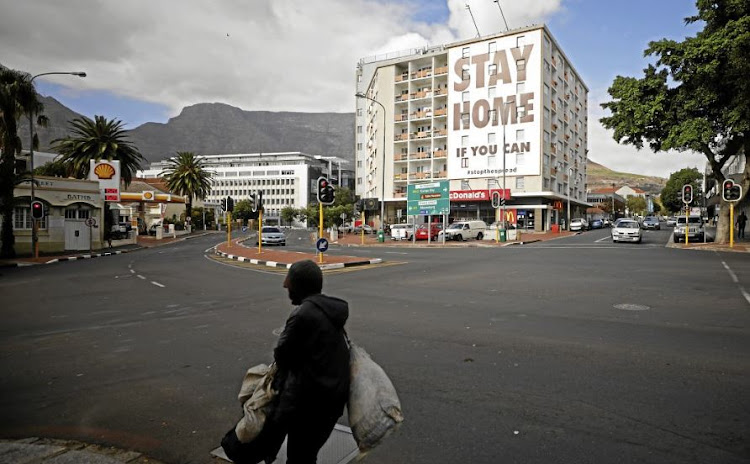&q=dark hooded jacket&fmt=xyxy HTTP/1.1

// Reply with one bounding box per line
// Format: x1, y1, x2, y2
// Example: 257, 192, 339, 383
273, 294, 350, 413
